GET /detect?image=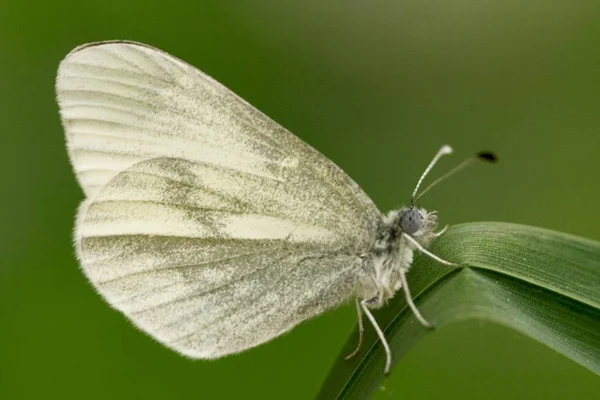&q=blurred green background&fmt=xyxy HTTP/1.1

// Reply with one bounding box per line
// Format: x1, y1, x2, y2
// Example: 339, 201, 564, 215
1, 0, 599, 399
